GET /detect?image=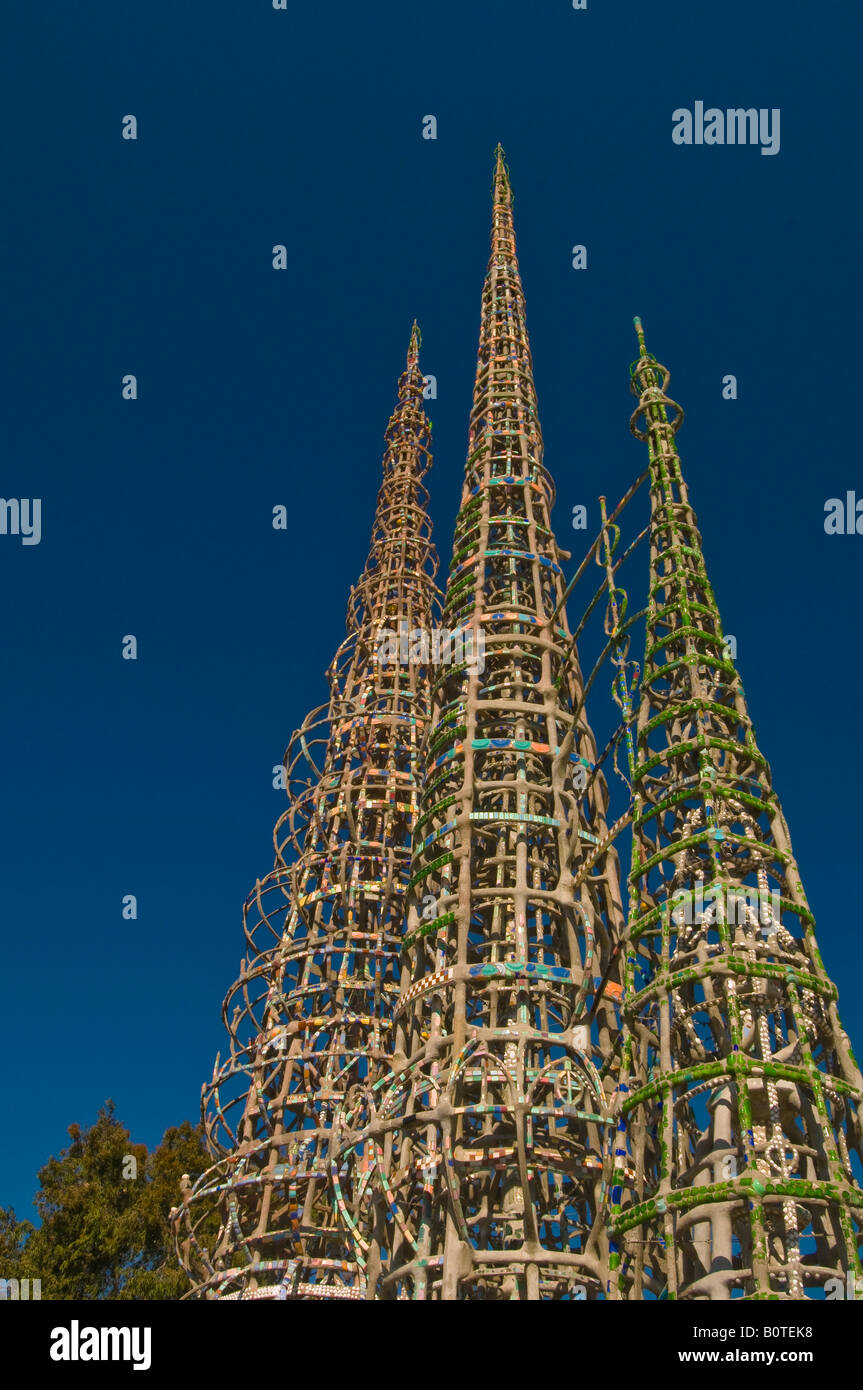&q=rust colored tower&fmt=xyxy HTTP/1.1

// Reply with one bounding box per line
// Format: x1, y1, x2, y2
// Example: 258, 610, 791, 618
173, 325, 440, 1299
608, 319, 863, 1299
334, 148, 626, 1300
